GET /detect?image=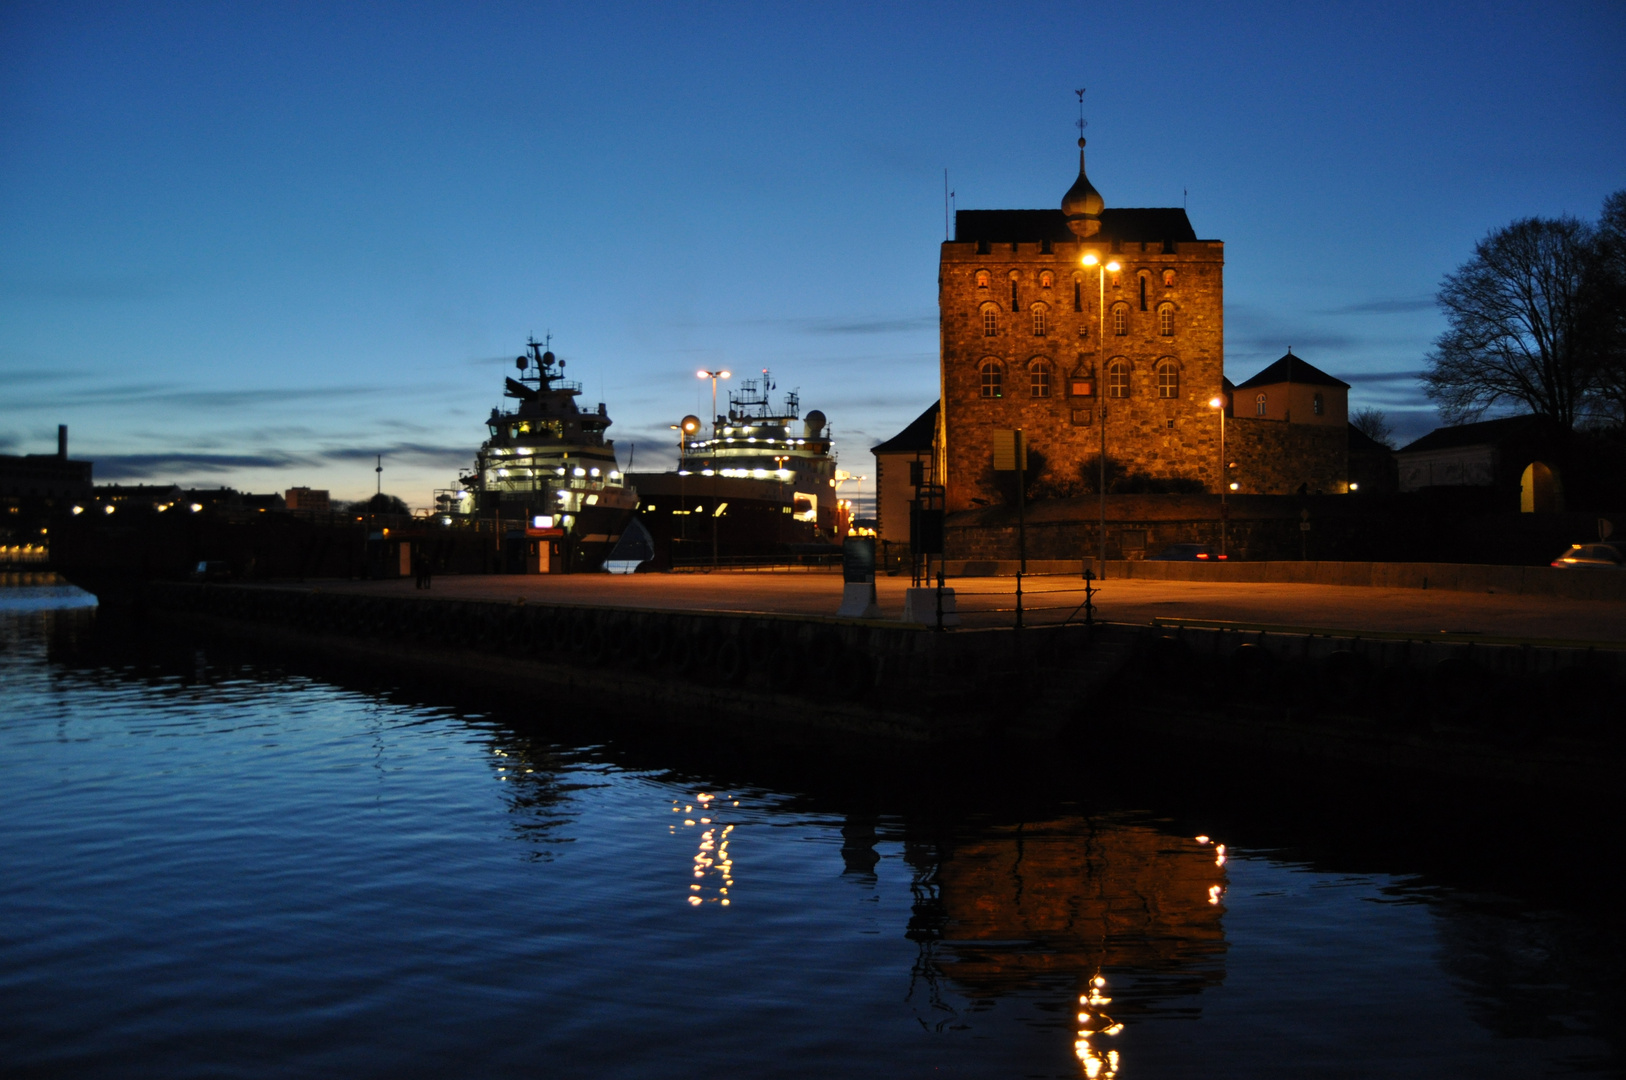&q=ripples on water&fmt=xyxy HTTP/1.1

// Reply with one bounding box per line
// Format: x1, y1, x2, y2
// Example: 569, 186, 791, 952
0, 586, 1618, 1078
